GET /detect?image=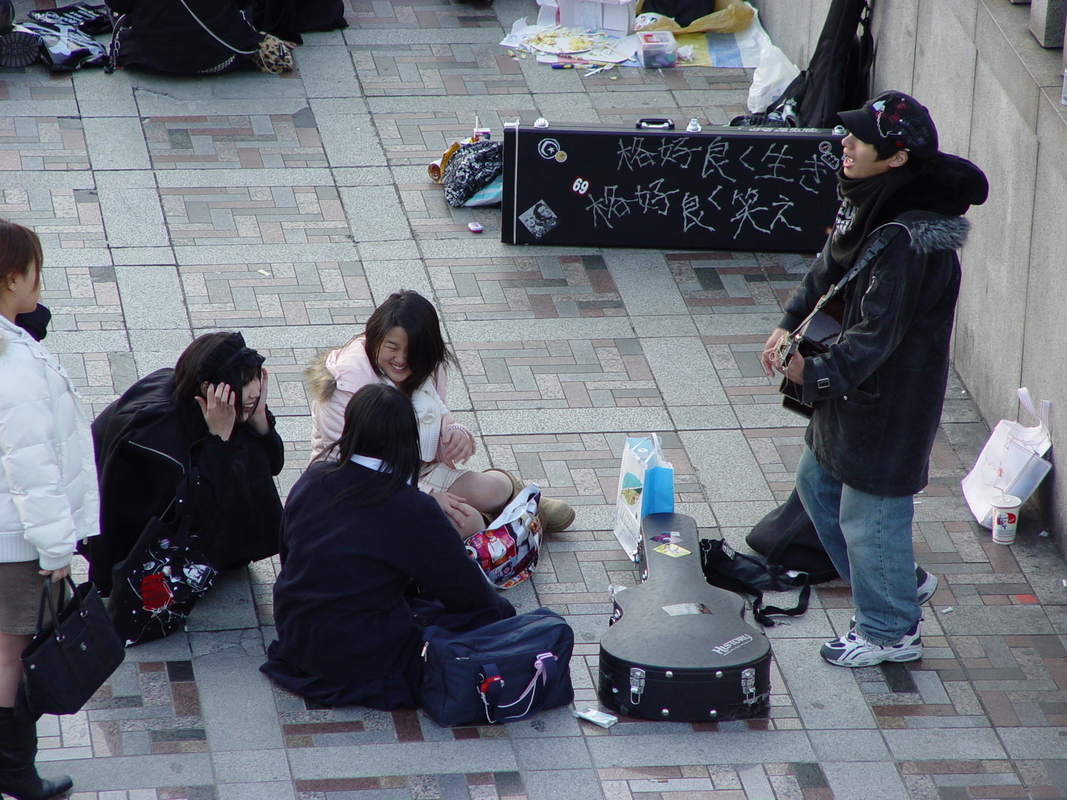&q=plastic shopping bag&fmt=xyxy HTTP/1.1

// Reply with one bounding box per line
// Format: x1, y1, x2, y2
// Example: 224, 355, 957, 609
614, 434, 675, 561
465, 485, 543, 589
747, 16, 800, 113
961, 387, 1052, 529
